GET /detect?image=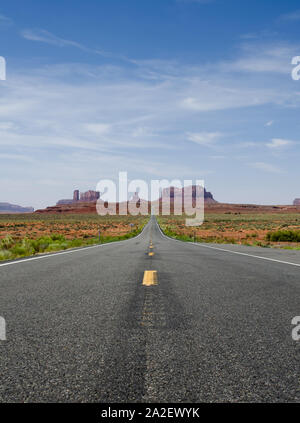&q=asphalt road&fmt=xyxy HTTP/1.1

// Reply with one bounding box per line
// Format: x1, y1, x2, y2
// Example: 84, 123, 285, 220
0, 216, 299, 403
